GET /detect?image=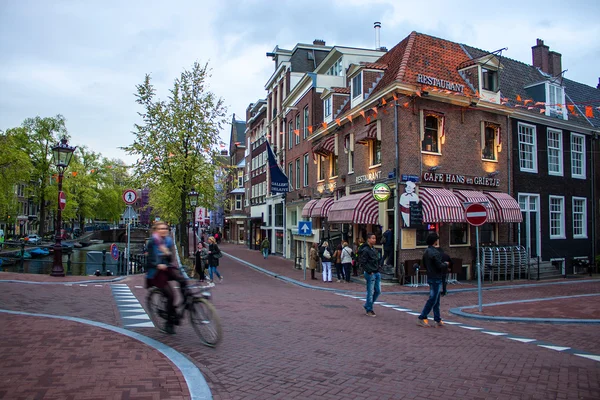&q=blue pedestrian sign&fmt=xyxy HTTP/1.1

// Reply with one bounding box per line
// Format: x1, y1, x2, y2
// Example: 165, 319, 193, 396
110, 243, 119, 260
297, 221, 312, 236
